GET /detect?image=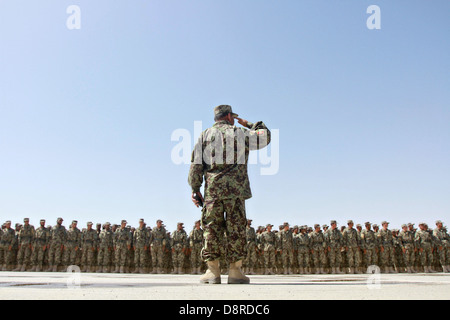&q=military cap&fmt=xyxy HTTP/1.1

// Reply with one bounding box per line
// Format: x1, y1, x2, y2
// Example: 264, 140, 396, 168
57, 217, 63, 221
16, 223, 21, 227
293, 225, 299, 229
407, 223, 414, 226
177, 222, 184, 225
87, 222, 93, 226
330, 220, 337, 225
195, 220, 201, 224
157, 219, 163, 223
300, 225, 307, 230
401, 224, 407, 228
24, 218, 29, 222
121, 220, 127, 224
436, 220, 443, 225
139, 219, 145, 223
314, 224, 320, 228
214, 105, 238, 118
283, 222, 289, 225
266, 224, 273, 228
322, 224, 328, 228
96, 223, 101, 226
72, 220, 78, 224
418, 222, 425, 226
356, 224, 362, 228
381, 221, 389, 225
105, 222, 111, 226
364, 221, 371, 225
40, 219, 46, 222
347, 220, 353, 224
423, 223, 428, 227
373, 224, 379, 228
5, 220, 11, 224
247, 219, 253, 222
126, 225, 131, 228
307, 227, 313, 231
